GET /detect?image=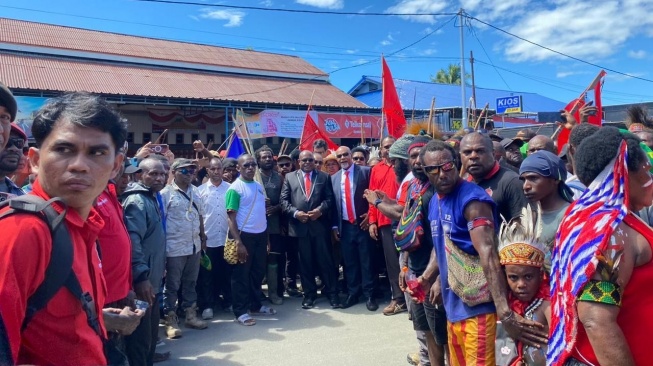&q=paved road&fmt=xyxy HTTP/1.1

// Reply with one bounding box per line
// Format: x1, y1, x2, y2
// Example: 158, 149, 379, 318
158, 295, 418, 366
